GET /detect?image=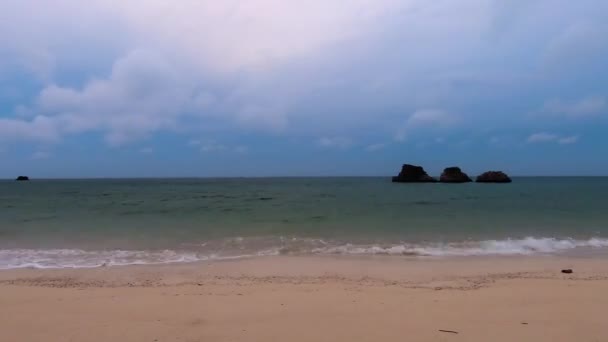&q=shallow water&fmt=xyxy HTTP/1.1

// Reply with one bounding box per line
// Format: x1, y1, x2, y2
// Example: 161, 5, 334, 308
1, 177, 607, 268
